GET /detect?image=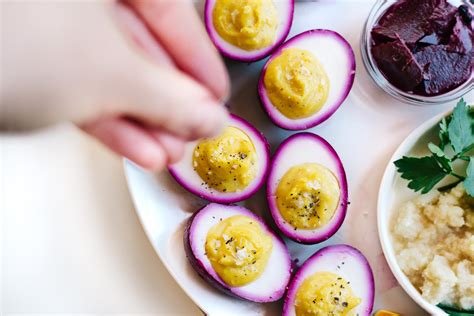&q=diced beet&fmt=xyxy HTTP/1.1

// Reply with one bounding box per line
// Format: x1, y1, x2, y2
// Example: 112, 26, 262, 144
370, 0, 473, 96
371, 25, 400, 46
372, 38, 423, 91
415, 45, 472, 95
373, 0, 444, 44
429, 1, 458, 40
